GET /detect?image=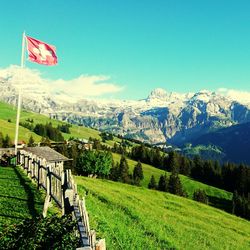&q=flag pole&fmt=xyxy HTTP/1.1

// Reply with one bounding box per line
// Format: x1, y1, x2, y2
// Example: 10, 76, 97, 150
14, 31, 26, 156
